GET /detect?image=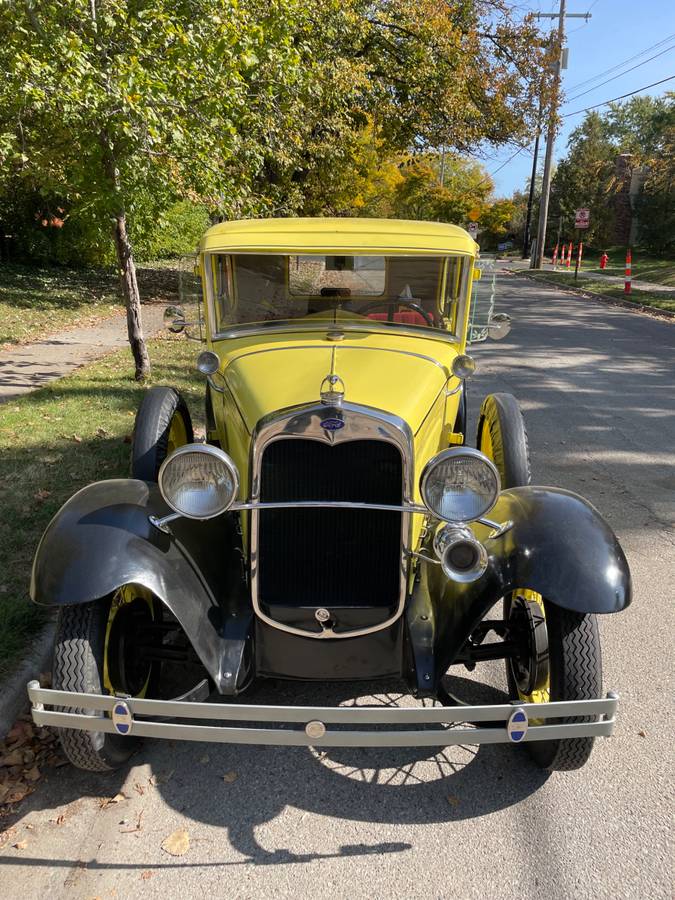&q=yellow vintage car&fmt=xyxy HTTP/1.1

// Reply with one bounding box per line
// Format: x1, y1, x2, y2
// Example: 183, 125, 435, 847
28, 218, 630, 773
